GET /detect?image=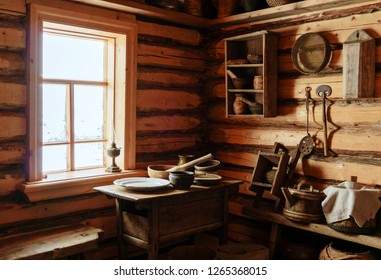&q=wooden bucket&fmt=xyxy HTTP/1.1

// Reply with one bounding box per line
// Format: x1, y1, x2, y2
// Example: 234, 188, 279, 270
281, 185, 326, 223
319, 241, 373, 260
